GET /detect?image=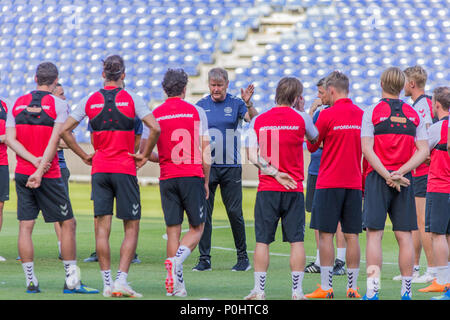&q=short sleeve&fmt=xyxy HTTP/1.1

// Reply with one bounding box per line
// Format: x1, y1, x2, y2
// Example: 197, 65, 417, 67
128, 91, 151, 120
238, 99, 247, 120
361, 106, 375, 137
415, 98, 433, 126
415, 116, 428, 141
53, 95, 69, 123
246, 115, 259, 148
194, 105, 209, 137
294, 109, 318, 141
70, 95, 89, 122
427, 122, 441, 150
5, 100, 15, 128
142, 124, 149, 139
